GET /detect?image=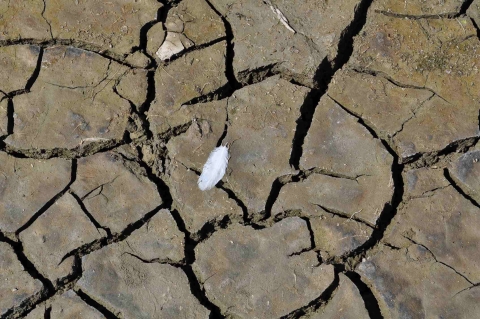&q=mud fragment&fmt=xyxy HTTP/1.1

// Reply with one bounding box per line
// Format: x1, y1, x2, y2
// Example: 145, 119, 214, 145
6, 46, 131, 150
358, 245, 471, 318
44, 0, 162, 56
148, 41, 227, 135
224, 76, 309, 213
71, 151, 162, 233
0, 242, 43, 316
0, 154, 71, 233
77, 242, 209, 318
19, 193, 101, 283
194, 217, 334, 318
